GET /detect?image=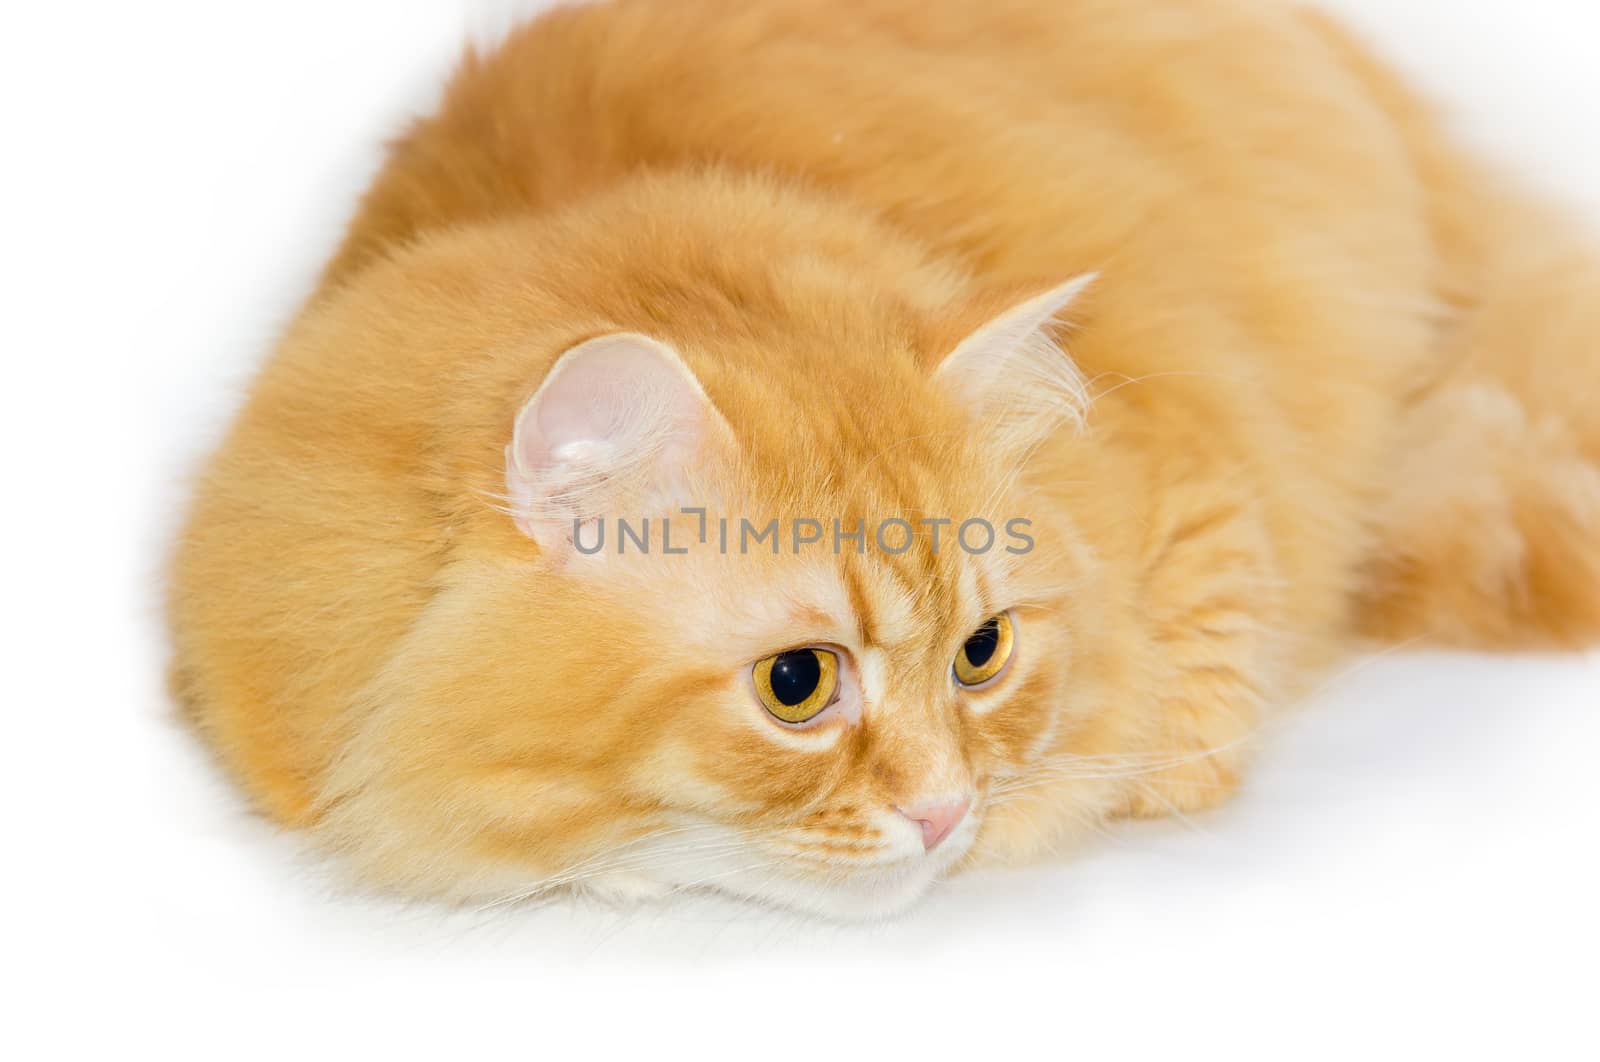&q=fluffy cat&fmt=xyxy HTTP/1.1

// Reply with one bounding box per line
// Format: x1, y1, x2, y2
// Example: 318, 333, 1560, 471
168, 0, 1600, 918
